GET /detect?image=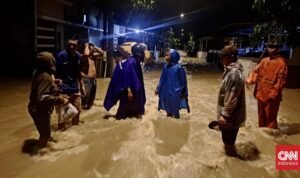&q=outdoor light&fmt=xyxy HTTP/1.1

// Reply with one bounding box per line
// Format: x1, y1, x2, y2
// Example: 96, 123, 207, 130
83, 14, 86, 24
135, 29, 140, 34
180, 13, 184, 18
